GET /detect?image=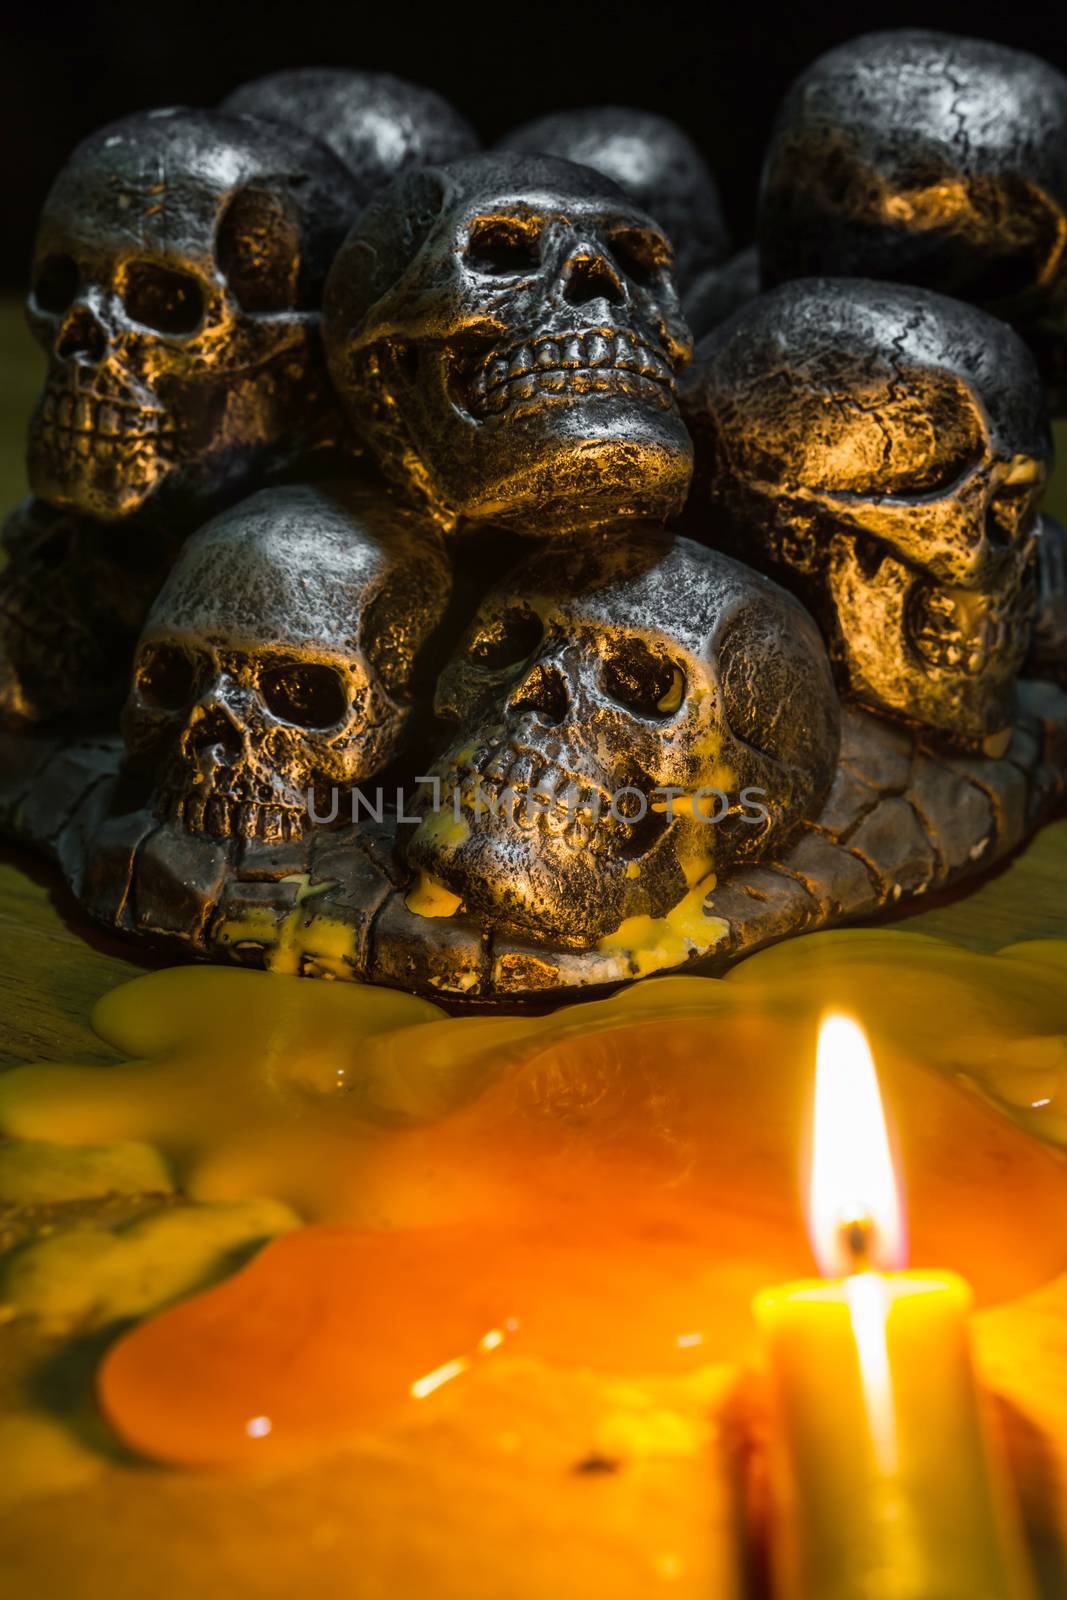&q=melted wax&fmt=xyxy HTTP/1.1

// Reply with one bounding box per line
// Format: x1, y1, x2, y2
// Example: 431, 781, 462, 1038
3, 931, 1067, 1467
